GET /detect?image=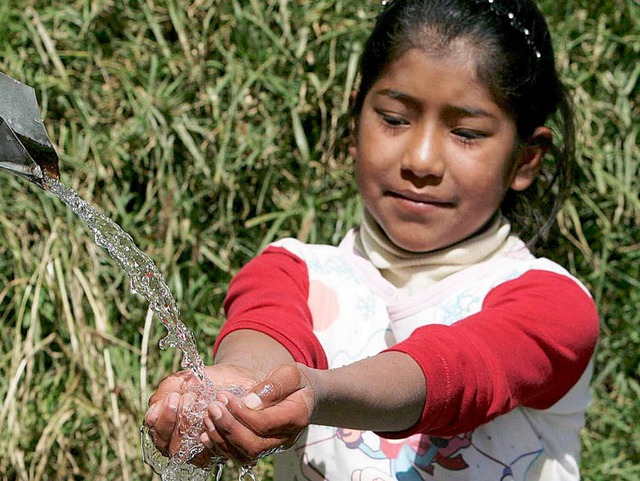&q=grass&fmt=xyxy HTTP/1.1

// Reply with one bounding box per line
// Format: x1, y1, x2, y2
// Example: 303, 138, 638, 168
0, 0, 638, 480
